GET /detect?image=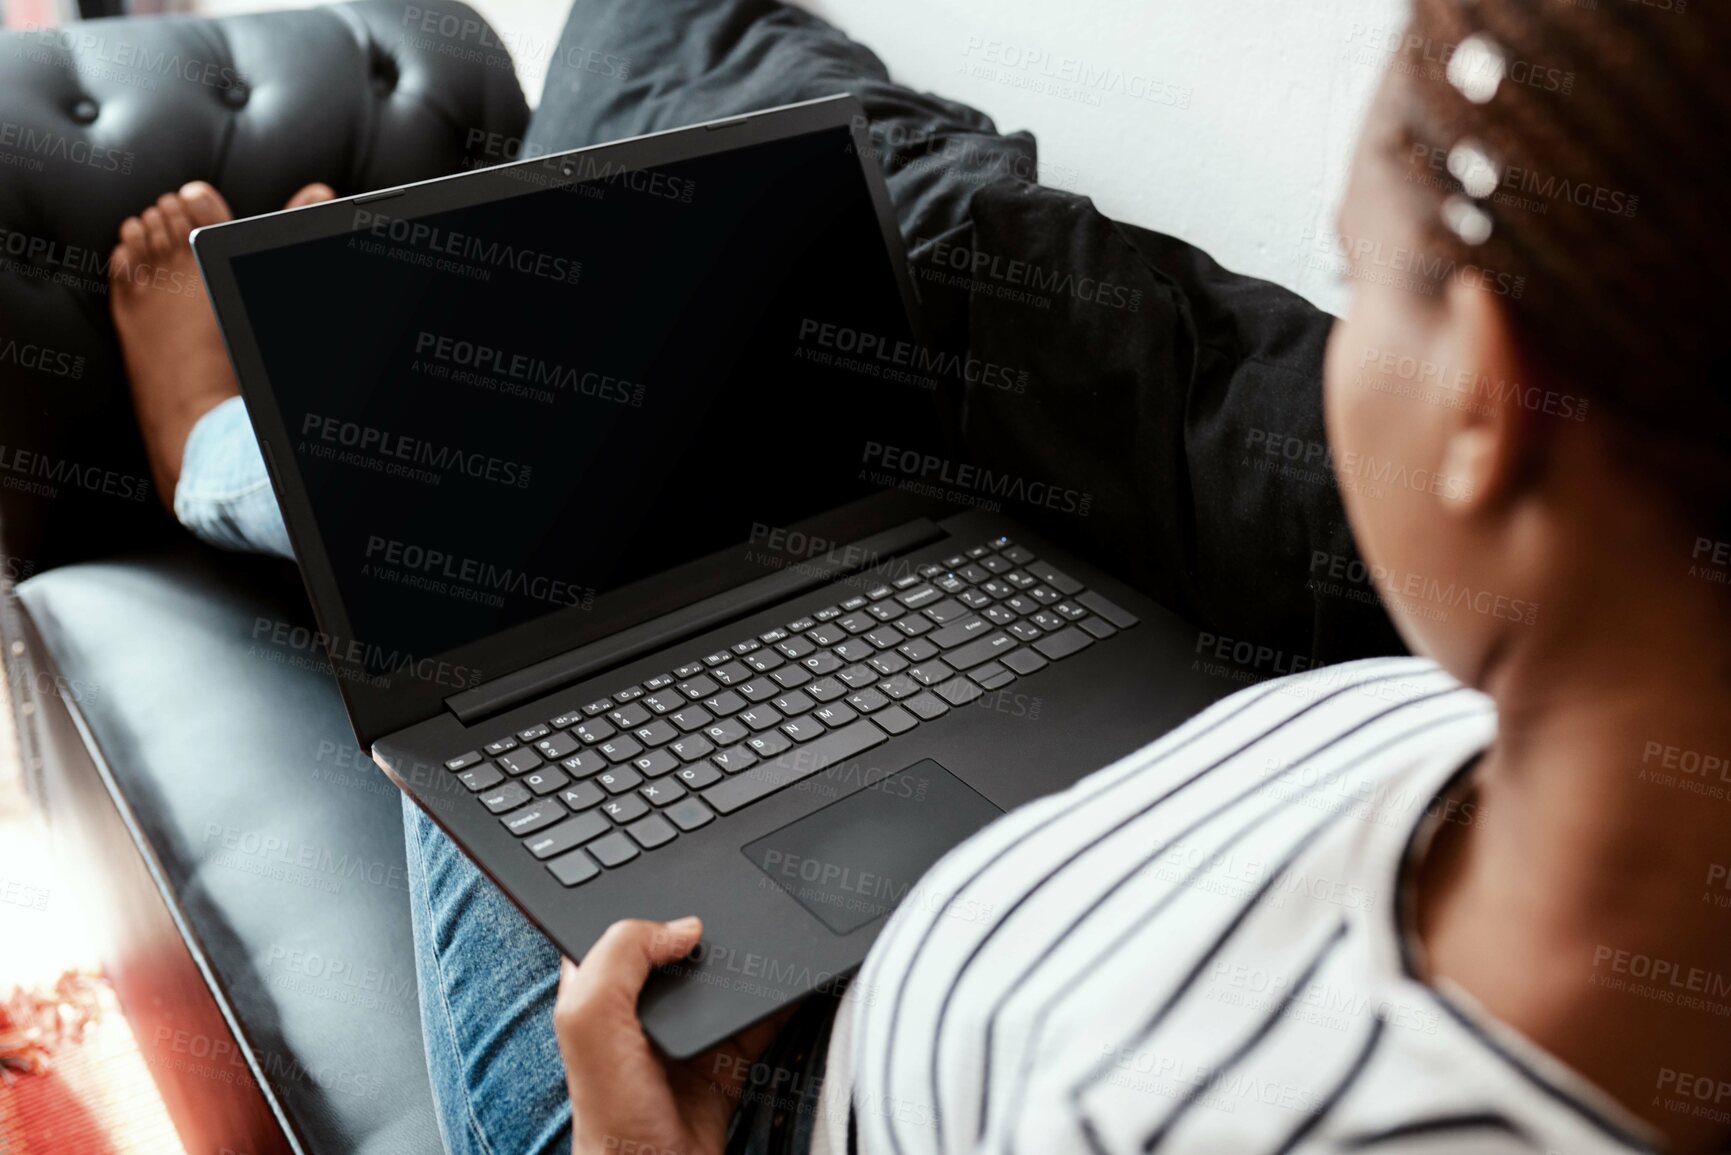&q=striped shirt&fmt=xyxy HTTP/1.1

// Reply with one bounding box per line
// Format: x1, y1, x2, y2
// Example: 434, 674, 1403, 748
806, 658, 1661, 1155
